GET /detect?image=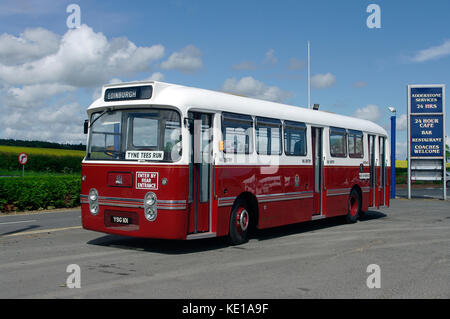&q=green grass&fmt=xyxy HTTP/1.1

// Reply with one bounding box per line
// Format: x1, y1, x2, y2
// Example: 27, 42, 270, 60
0, 145, 85, 157
0, 175, 81, 212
